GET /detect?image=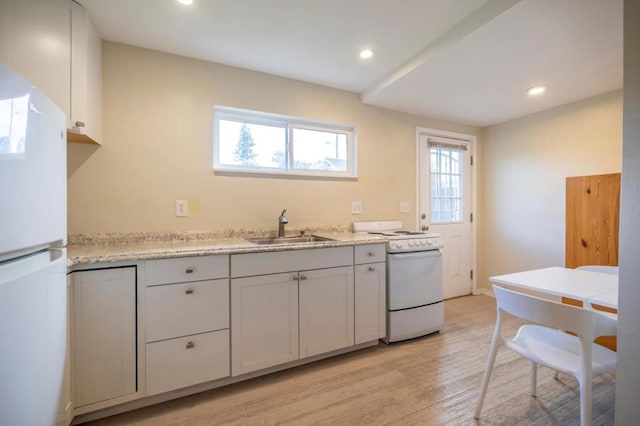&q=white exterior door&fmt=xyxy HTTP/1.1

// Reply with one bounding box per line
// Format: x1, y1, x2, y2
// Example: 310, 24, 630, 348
418, 132, 473, 299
